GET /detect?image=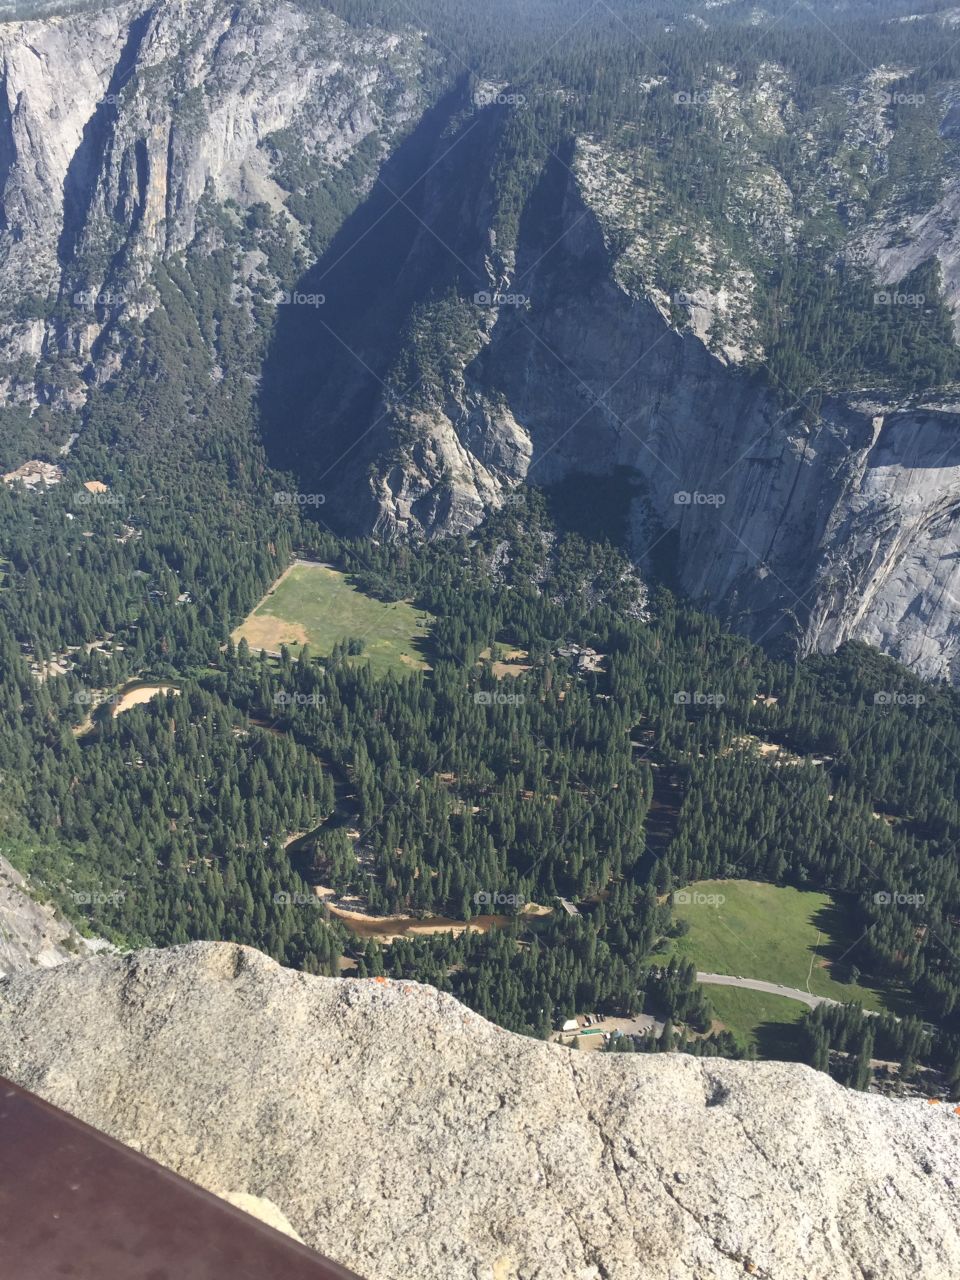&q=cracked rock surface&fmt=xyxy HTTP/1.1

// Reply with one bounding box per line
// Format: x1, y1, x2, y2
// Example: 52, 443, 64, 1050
0, 942, 958, 1279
